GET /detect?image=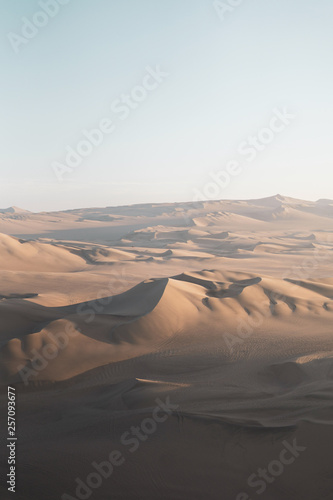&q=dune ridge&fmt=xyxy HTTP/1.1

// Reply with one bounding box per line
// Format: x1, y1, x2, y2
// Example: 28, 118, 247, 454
1, 270, 333, 429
